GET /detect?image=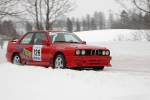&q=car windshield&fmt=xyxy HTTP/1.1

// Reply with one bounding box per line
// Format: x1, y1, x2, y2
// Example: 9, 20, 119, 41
49, 32, 82, 44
